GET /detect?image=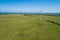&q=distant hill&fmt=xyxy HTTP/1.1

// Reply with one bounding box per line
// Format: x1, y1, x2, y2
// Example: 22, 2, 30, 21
0, 12, 60, 16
